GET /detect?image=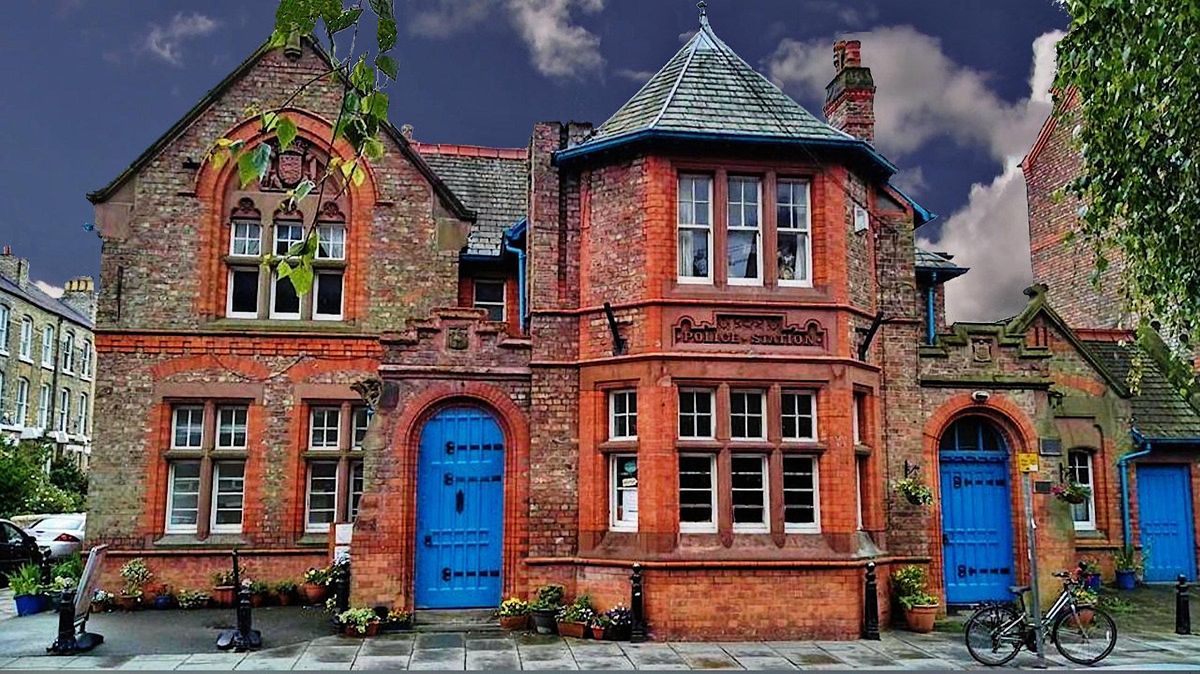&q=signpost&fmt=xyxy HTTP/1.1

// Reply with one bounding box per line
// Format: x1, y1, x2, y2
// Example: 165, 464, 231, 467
1018, 453, 1047, 669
